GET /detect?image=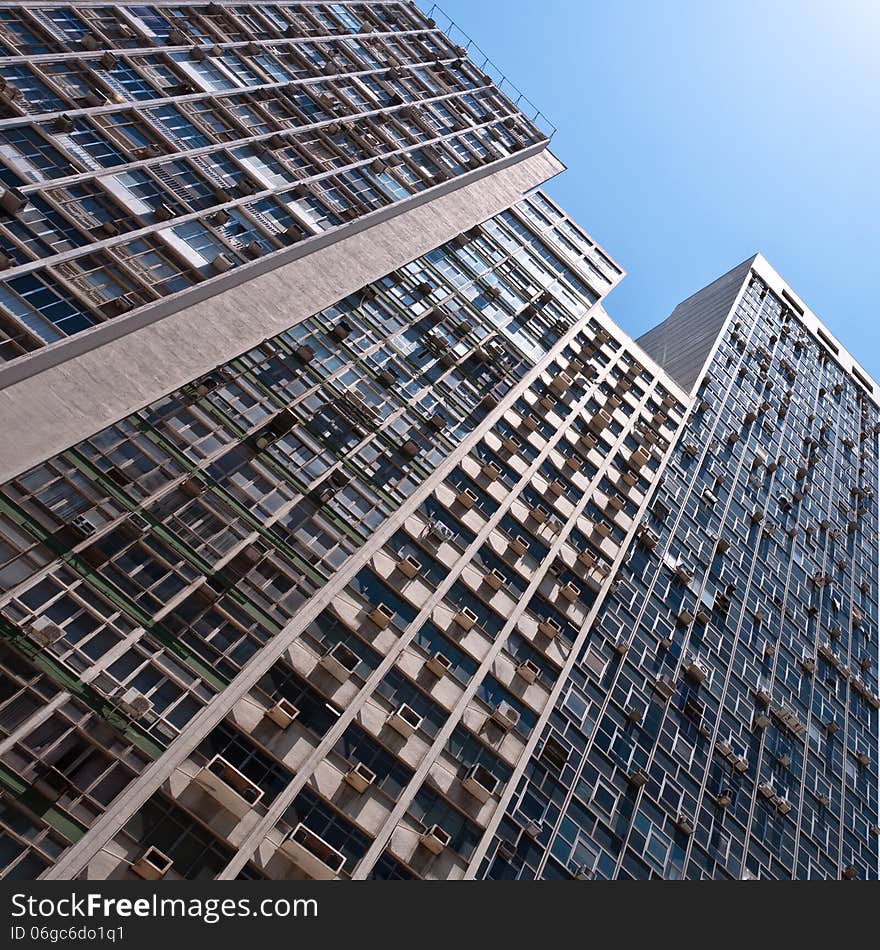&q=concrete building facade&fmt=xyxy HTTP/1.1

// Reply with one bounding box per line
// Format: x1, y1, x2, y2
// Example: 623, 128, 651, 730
0, 3, 875, 882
